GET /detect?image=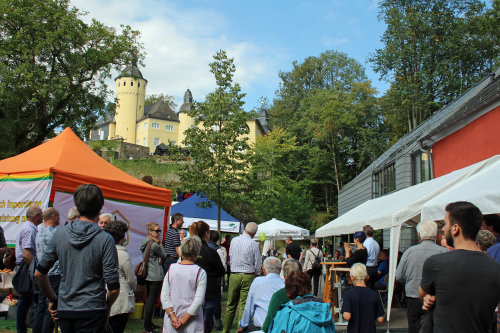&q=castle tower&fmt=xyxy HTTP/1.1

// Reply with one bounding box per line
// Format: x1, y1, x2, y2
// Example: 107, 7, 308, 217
114, 56, 147, 144
177, 88, 195, 147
